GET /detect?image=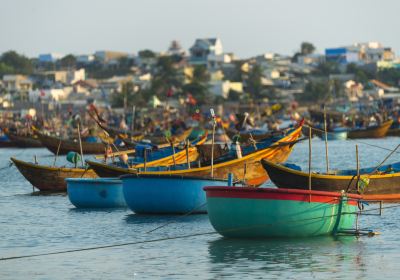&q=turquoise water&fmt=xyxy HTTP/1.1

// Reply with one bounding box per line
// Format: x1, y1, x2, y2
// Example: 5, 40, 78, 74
1, 137, 400, 279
